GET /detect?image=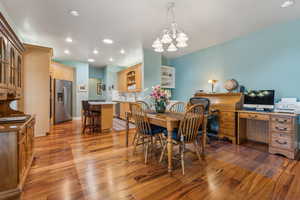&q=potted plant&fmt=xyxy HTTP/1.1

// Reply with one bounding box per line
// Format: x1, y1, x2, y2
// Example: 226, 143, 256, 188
150, 85, 168, 113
